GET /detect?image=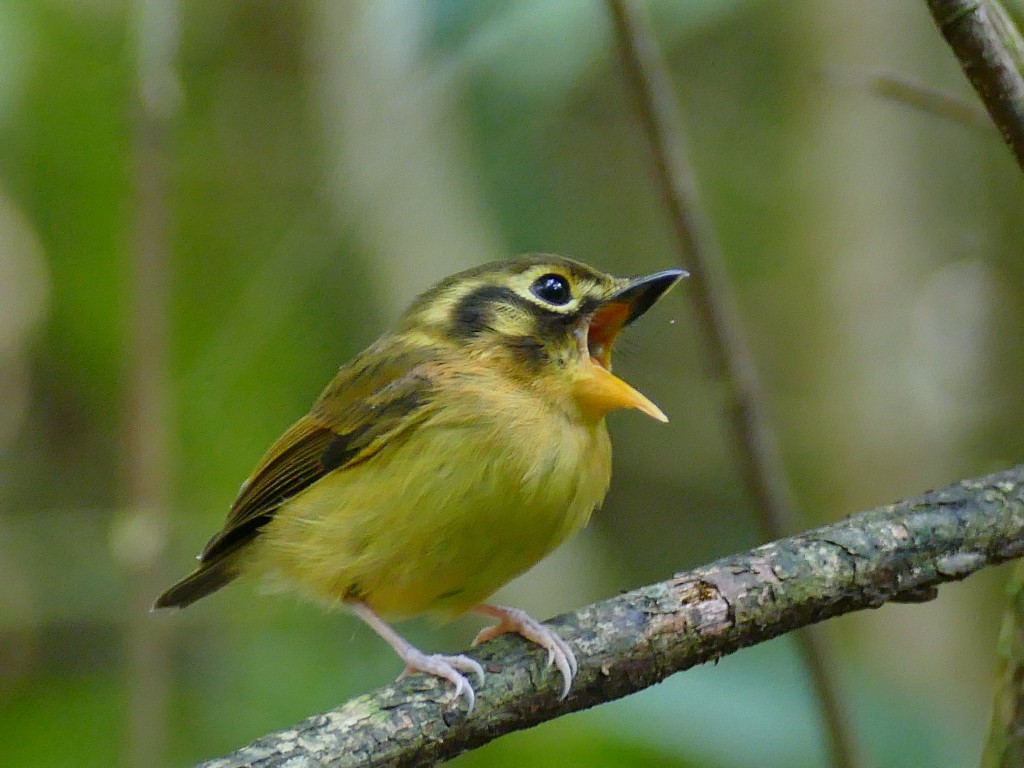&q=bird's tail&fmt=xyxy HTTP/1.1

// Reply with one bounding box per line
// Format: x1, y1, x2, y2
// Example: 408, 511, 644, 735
151, 556, 238, 610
